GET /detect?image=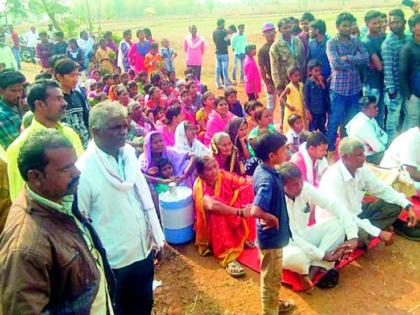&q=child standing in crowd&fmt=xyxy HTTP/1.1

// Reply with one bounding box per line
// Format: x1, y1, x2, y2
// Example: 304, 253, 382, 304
251, 132, 295, 315
155, 158, 177, 195
144, 42, 163, 76
160, 38, 177, 74
304, 59, 329, 134
225, 87, 245, 117
247, 107, 276, 156
244, 44, 262, 101
285, 114, 305, 153
280, 67, 305, 133
244, 100, 264, 132
102, 74, 114, 95
231, 24, 247, 83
